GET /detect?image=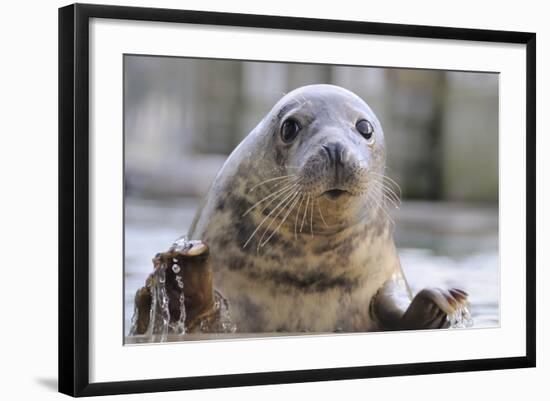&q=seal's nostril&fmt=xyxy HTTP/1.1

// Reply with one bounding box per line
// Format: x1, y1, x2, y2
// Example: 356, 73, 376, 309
322, 144, 332, 162
323, 143, 345, 166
